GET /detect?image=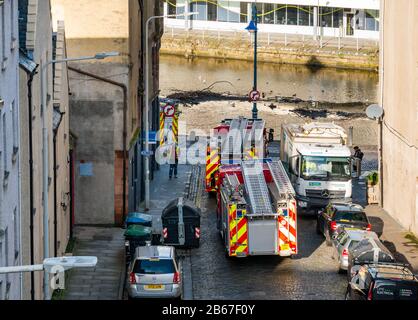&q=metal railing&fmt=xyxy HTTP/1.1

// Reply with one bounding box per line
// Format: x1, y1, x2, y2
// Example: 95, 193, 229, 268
163, 27, 379, 53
